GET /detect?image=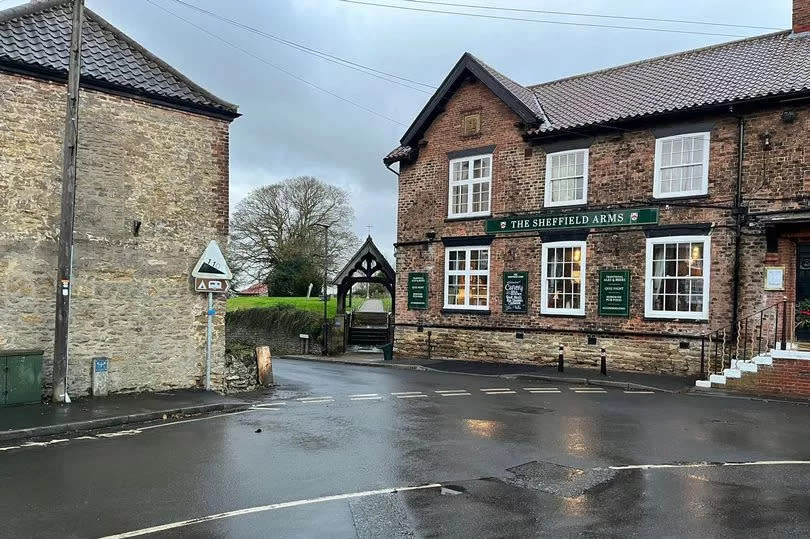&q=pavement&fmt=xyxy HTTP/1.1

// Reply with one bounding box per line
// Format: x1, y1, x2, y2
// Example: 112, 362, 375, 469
2, 358, 809, 537
282, 352, 694, 392
356, 298, 385, 312
0, 389, 249, 442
